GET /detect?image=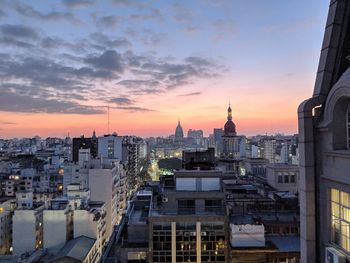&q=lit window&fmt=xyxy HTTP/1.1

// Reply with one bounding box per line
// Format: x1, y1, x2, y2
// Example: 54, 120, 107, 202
331, 188, 350, 251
